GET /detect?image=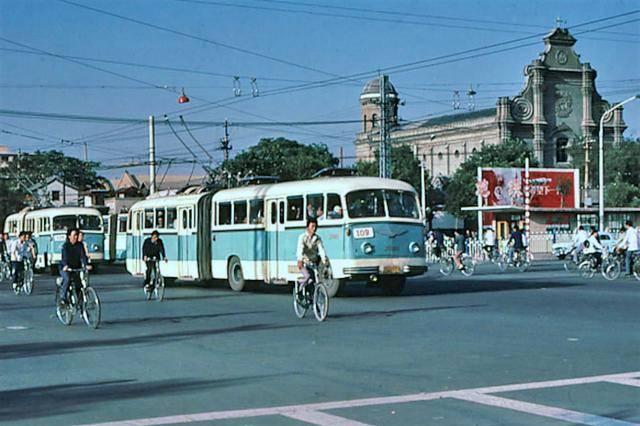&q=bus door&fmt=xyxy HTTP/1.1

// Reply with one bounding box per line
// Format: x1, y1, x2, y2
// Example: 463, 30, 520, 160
132, 210, 145, 274
178, 206, 194, 278
265, 198, 285, 282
